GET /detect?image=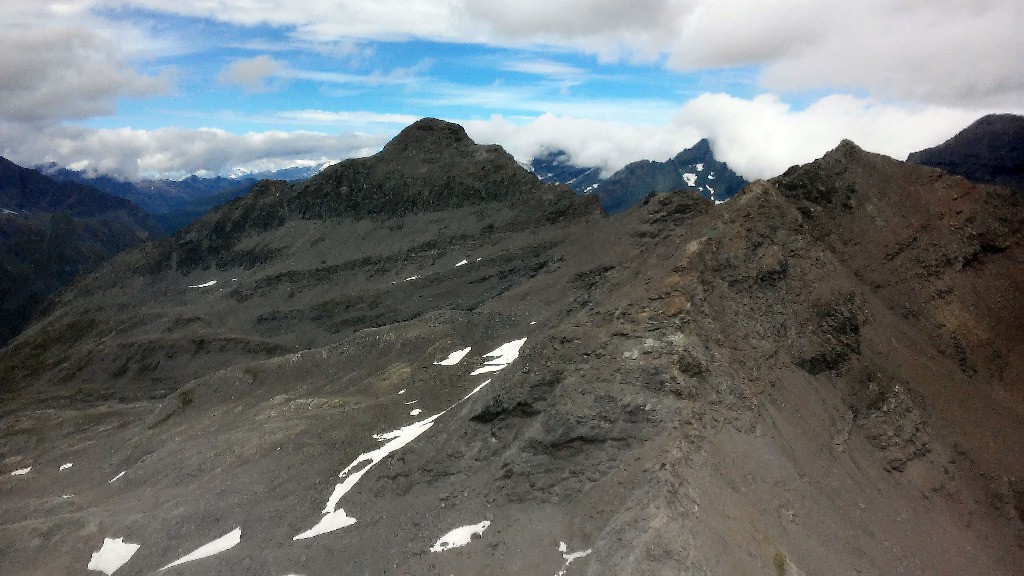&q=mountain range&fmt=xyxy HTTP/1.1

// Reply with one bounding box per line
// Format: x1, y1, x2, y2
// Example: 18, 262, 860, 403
532, 138, 748, 213
1, 117, 1021, 575
42, 164, 326, 234
0, 156, 162, 345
